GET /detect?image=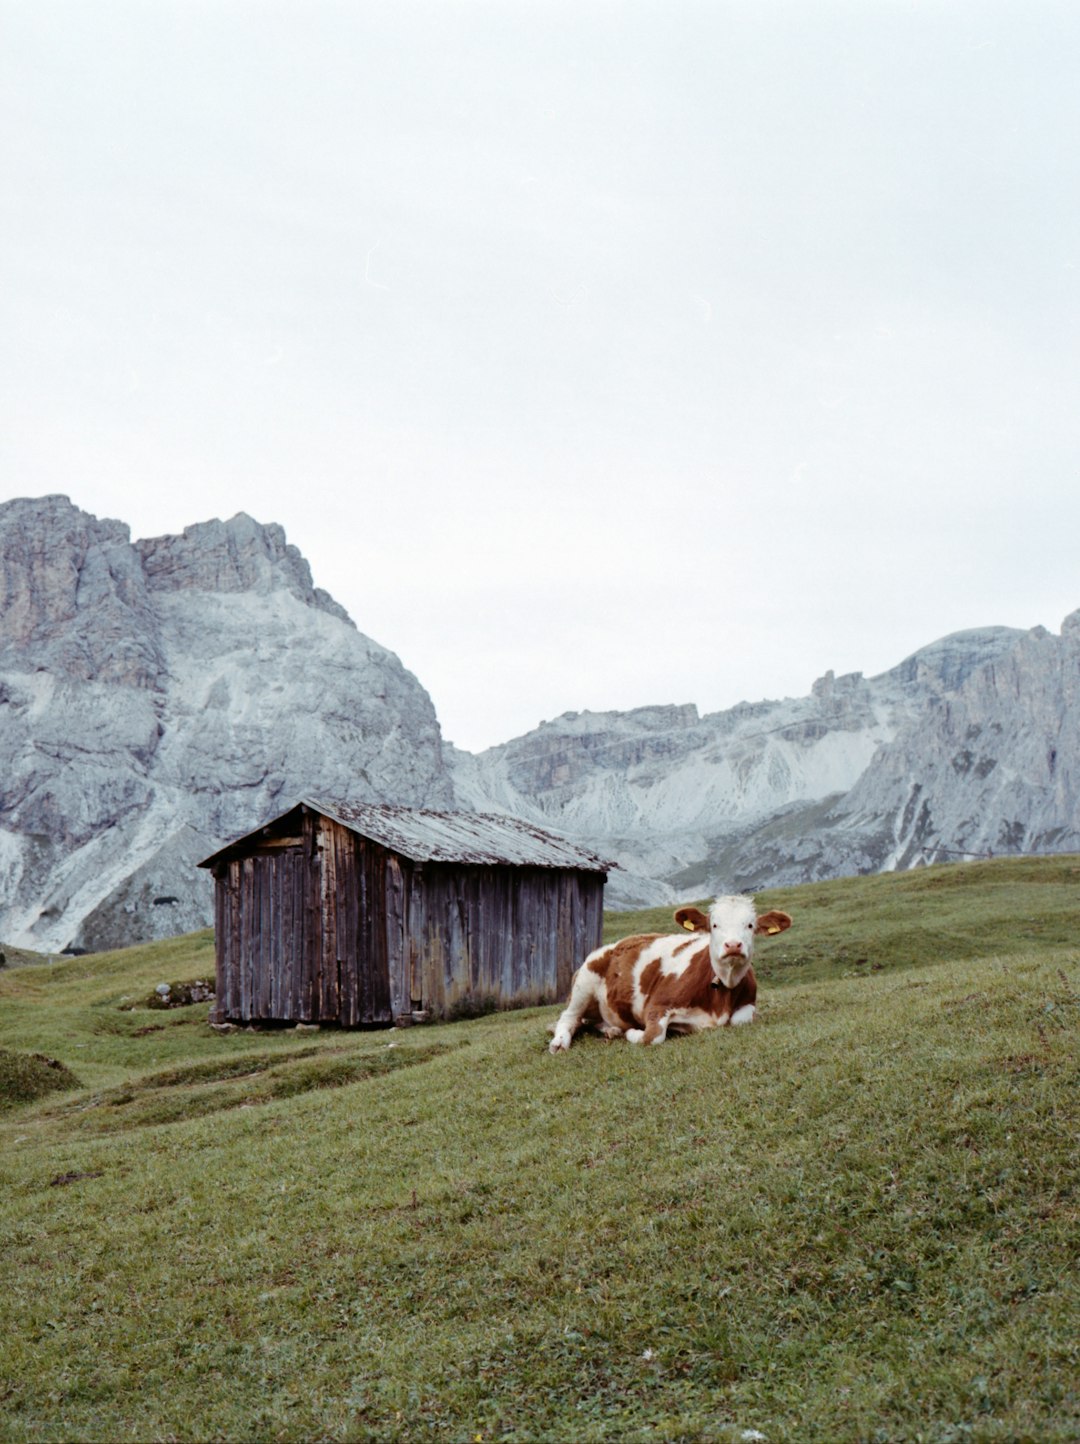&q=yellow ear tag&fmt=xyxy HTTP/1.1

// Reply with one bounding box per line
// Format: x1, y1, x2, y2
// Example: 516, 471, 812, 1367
682, 920, 697, 931
766, 925, 781, 934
